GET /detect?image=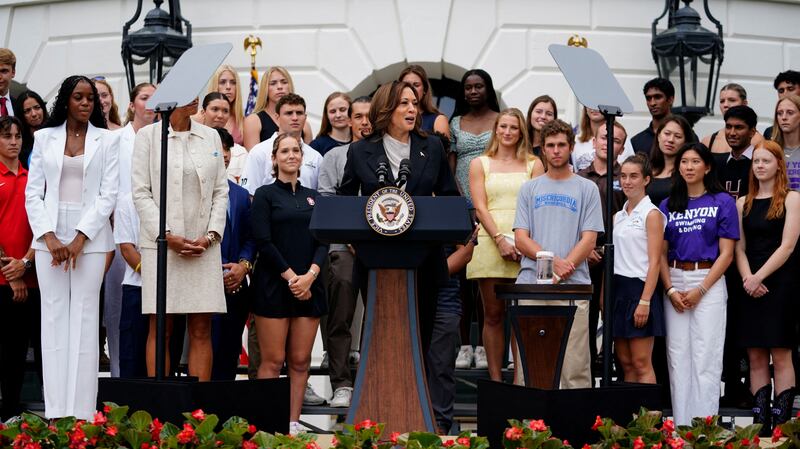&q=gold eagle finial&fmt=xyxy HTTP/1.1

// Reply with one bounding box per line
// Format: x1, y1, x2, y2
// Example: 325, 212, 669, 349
243, 35, 262, 68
